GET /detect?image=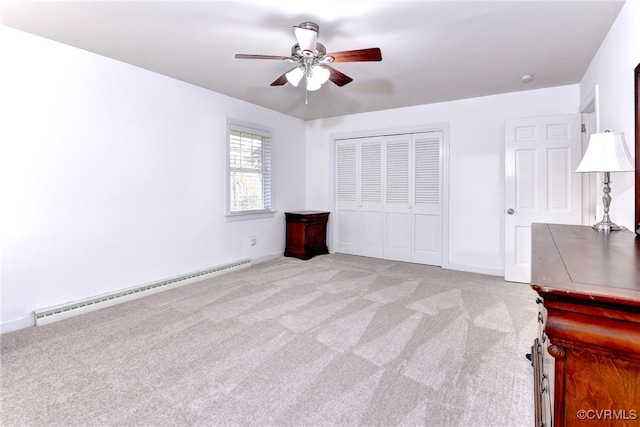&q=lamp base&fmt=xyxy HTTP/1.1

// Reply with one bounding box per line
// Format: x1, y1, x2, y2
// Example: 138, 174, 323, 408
591, 172, 627, 232
592, 219, 627, 232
